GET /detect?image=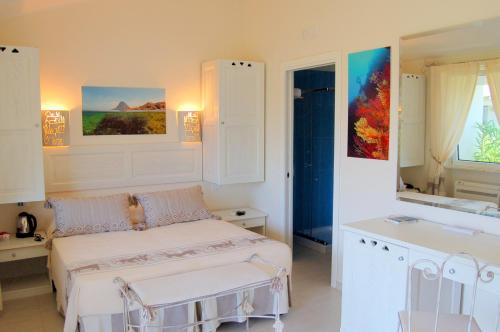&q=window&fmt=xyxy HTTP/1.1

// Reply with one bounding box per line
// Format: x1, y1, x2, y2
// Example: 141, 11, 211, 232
455, 74, 500, 170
